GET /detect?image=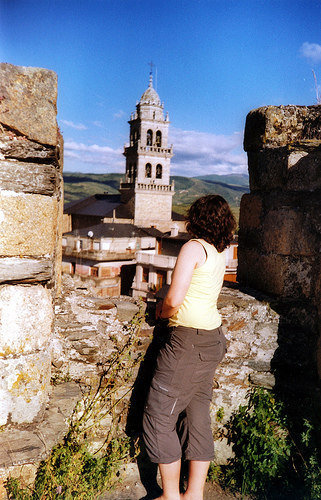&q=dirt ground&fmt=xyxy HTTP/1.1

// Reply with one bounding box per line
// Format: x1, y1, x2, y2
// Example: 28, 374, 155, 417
99, 463, 254, 500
